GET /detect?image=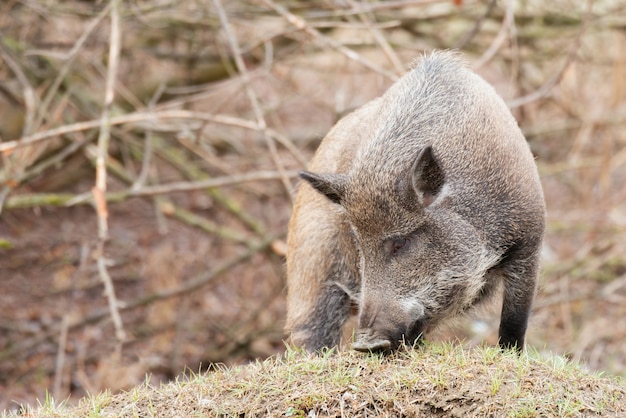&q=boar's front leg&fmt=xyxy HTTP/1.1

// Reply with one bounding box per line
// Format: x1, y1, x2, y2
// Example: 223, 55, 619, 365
497, 244, 541, 351
285, 192, 360, 352
290, 257, 356, 351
